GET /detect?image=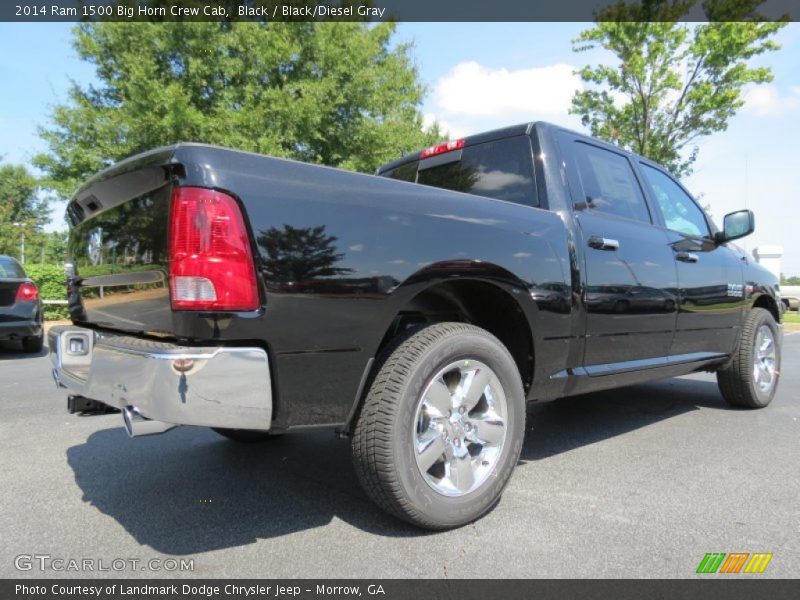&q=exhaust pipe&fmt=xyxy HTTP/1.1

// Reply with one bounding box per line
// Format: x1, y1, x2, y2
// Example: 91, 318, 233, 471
122, 406, 178, 438
52, 368, 64, 389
